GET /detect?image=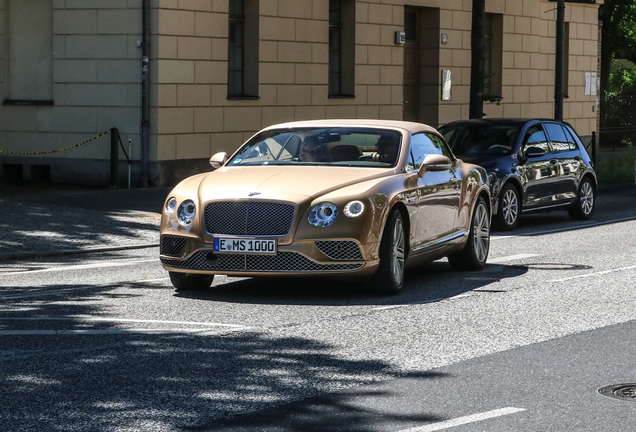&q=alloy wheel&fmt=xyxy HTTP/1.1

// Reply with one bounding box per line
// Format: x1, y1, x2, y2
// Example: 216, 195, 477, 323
502, 188, 518, 226
391, 218, 405, 286
580, 181, 594, 215
473, 202, 490, 263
